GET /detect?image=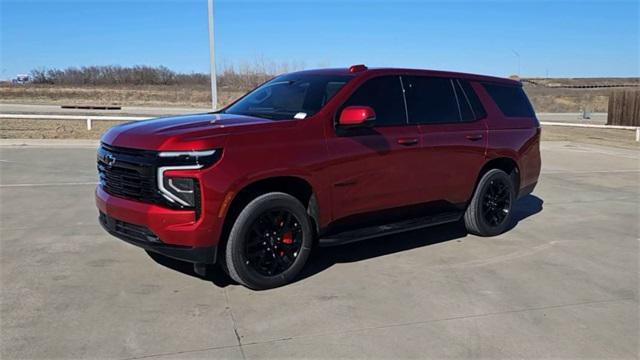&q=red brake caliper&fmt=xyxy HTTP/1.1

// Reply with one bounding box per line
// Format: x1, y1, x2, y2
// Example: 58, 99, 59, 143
280, 232, 293, 256
276, 213, 294, 255
282, 232, 293, 244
